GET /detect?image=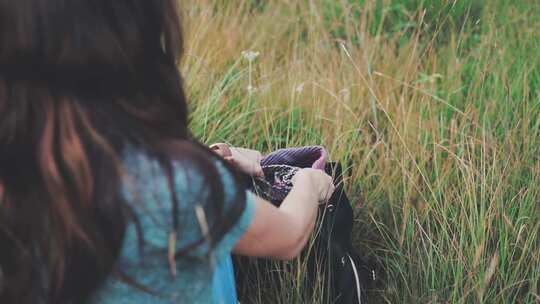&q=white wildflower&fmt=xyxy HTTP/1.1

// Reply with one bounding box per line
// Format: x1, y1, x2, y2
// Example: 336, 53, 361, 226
295, 83, 305, 94
339, 88, 351, 101
242, 50, 260, 62
247, 85, 256, 93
